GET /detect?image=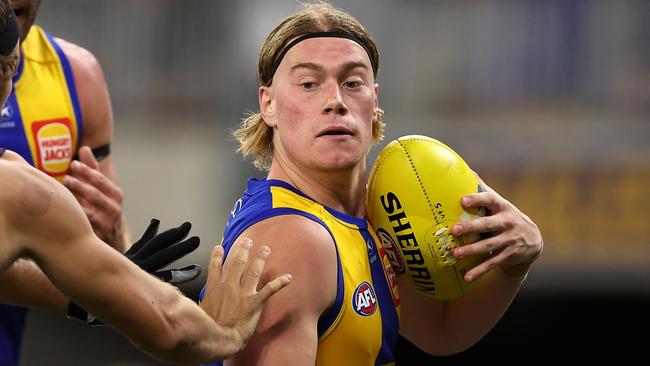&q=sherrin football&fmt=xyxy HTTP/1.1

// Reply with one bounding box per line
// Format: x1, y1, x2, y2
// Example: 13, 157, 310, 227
366, 135, 486, 300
